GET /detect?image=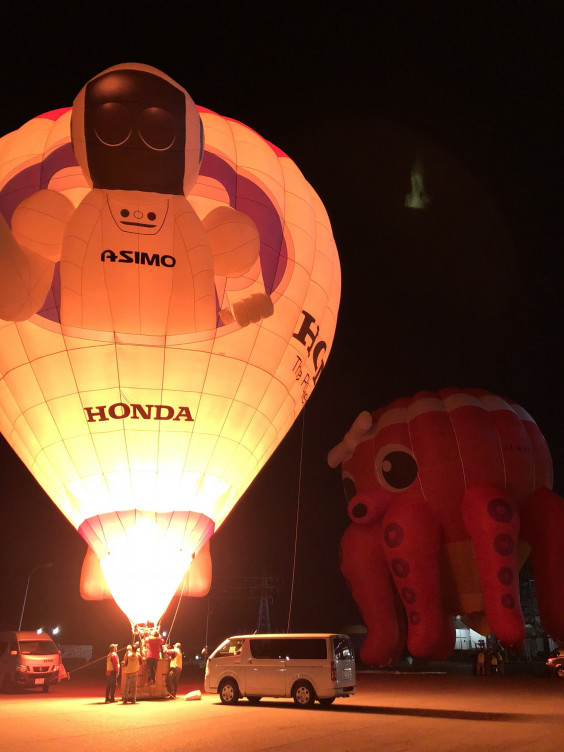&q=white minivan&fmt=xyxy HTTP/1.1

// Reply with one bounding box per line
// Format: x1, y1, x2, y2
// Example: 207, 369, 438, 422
204, 633, 356, 708
0, 631, 61, 693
